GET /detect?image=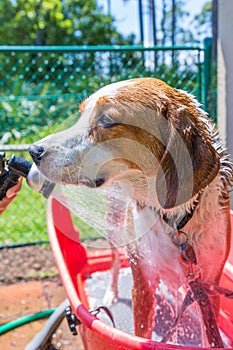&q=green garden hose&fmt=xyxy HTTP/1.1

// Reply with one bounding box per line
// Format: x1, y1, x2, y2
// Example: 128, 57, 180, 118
0, 308, 56, 335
